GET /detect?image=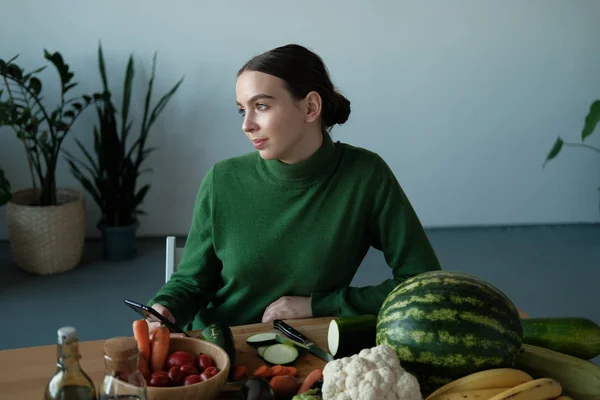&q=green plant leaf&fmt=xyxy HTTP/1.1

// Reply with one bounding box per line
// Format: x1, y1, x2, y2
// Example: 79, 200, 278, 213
64, 82, 78, 93
582, 100, 600, 141
66, 159, 102, 208
543, 137, 563, 166
121, 55, 134, 144
147, 76, 184, 128
44, 50, 74, 88
134, 183, 151, 207
55, 120, 69, 131
5, 63, 23, 81
97, 43, 109, 91
22, 66, 47, 81
28, 77, 42, 96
